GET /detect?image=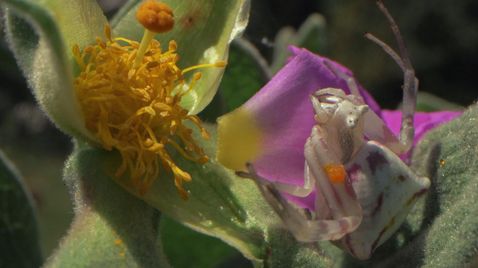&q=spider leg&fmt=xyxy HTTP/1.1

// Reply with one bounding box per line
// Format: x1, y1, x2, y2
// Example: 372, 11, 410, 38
235, 159, 314, 197
305, 126, 362, 221
323, 60, 363, 99
365, 0, 419, 154
244, 163, 361, 242
322, 52, 406, 155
